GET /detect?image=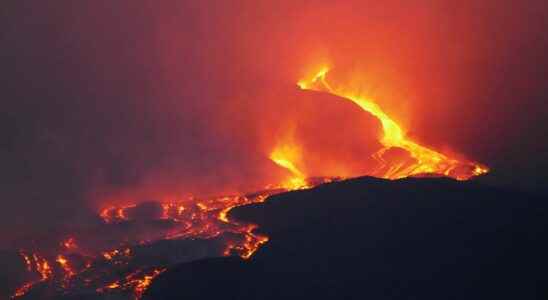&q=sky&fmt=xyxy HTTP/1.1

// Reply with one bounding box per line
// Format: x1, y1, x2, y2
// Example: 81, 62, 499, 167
1, 0, 548, 241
